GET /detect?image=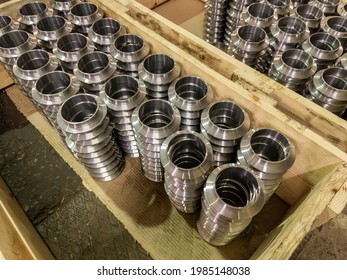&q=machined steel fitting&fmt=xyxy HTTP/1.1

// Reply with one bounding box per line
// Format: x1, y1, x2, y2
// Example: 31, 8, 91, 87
204, 0, 229, 44
301, 32, 343, 71
293, 4, 323, 34
53, 32, 94, 73
0, 30, 37, 71
321, 16, 347, 51
238, 128, 295, 202
308, 0, 339, 16
57, 93, 125, 181
12, 49, 59, 96
138, 54, 180, 99
51, 0, 81, 18
168, 76, 213, 132
132, 99, 180, 182
337, 3, 347, 17
264, 0, 290, 18
197, 163, 265, 246
268, 49, 317, 93
201, 100, 250, 166
290, 0, 309, 8
74, 51, 117, 93
111, 34, 150, 78
0, 15, 18, 35
17, 2, 52, 33
335, 52, 347, 69
34, 15, 72, 51
68, 2, 104, 35
161, 131, 214, 213
88, 18, 125, 53
100, 75, 146, 158
306, 67, 347, 115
